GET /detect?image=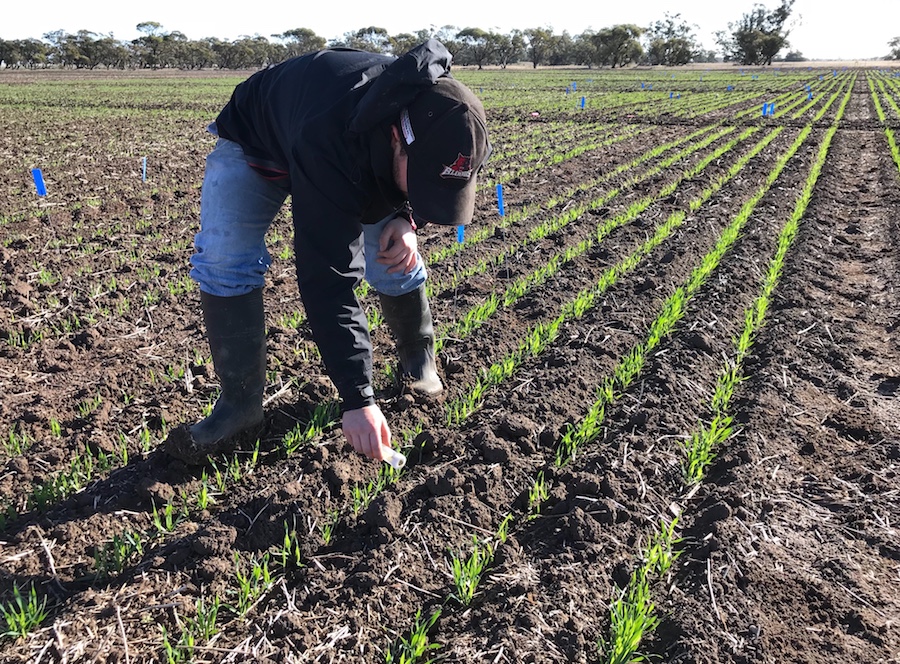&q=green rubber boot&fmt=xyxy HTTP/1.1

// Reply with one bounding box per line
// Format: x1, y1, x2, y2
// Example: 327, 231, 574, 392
164, 289, 266, 464
379, 285, 443, 396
